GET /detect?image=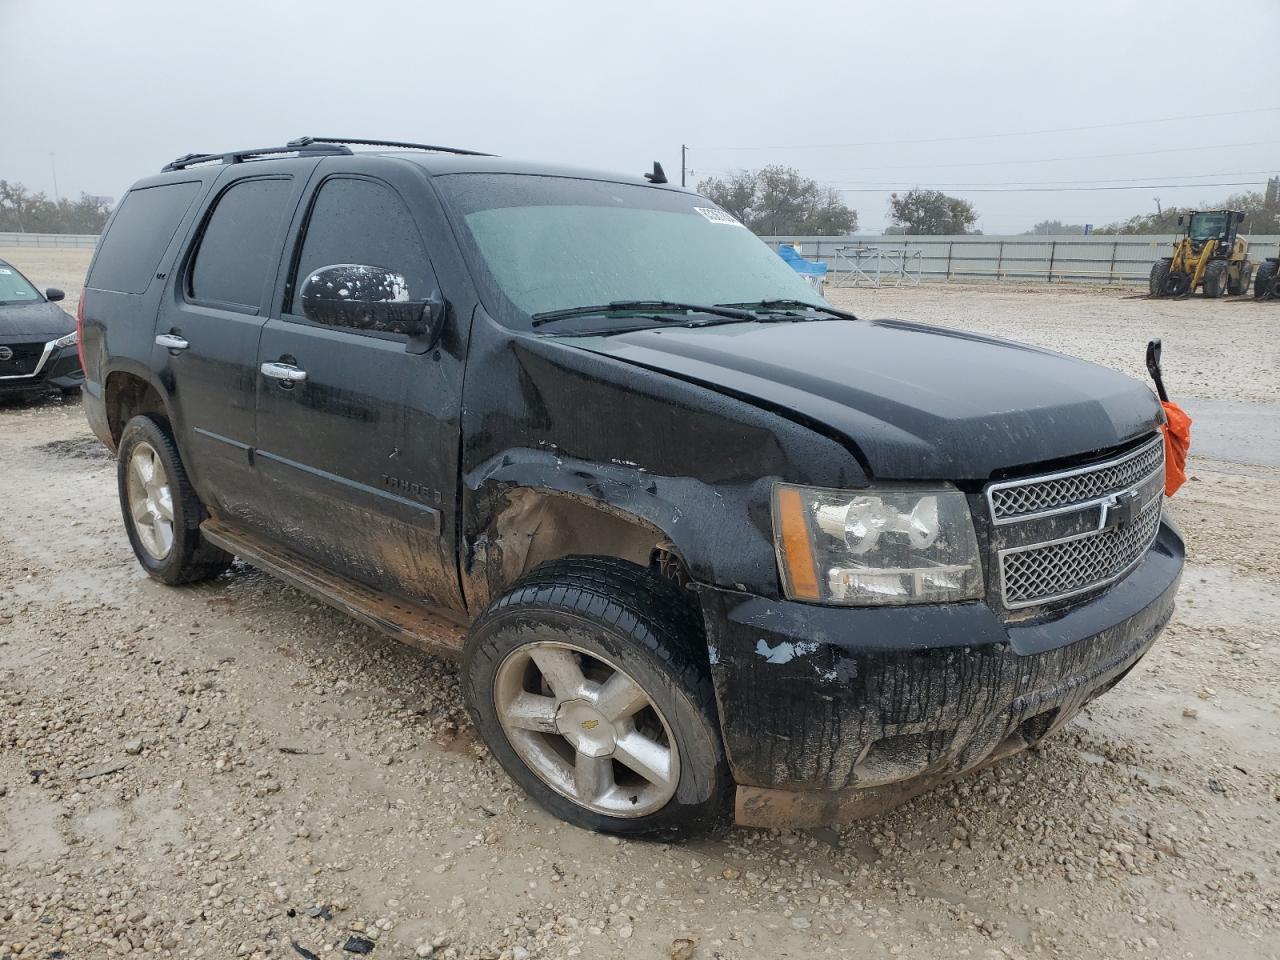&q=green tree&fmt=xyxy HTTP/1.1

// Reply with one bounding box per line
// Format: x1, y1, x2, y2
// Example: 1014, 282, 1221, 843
0, 181, 113, 234
697, 165, 857, 236
1095, 180, 1280, 235
1023, 220, 1086, 235
887, 189, 978, 235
